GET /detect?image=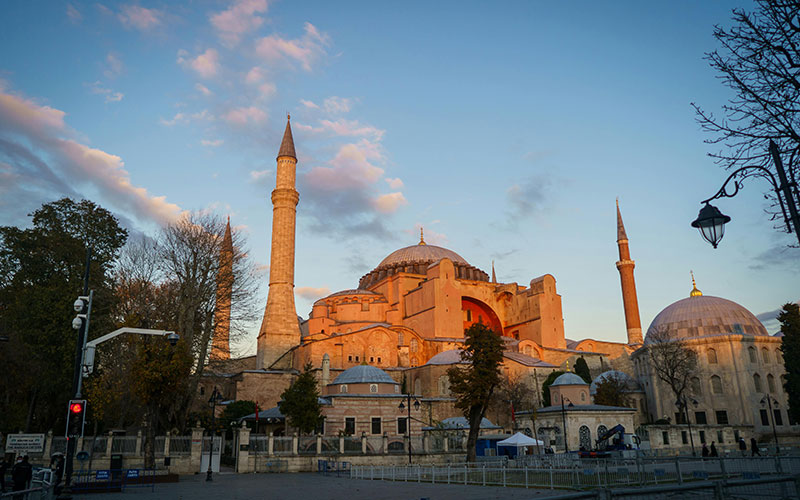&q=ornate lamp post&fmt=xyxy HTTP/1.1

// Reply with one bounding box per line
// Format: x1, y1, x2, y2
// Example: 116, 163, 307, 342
760, 395, 781, 456
206, 387, 224, 482
560, 396, 573, 453
692, 140, 800, 248
398, 394, 420, 465
676, 395, 699, 456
